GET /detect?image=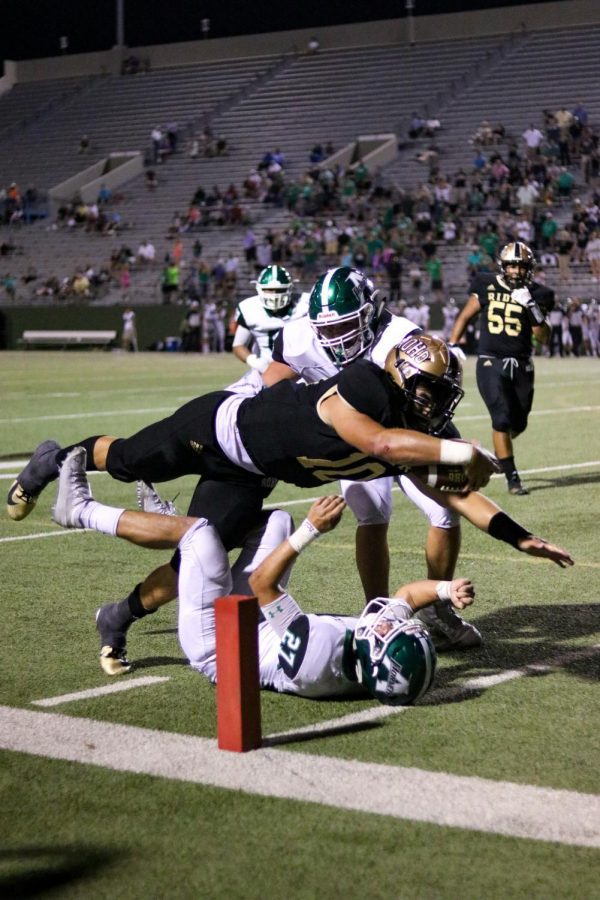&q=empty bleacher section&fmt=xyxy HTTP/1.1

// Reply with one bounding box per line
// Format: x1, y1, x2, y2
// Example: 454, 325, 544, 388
0, 8, 600, 348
